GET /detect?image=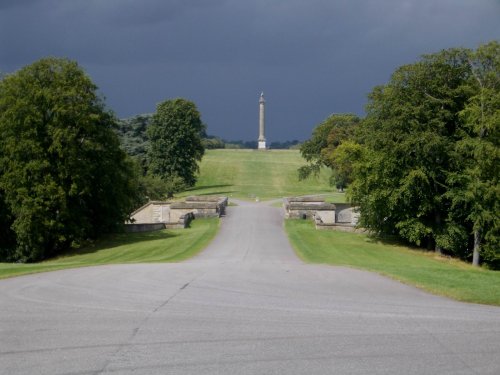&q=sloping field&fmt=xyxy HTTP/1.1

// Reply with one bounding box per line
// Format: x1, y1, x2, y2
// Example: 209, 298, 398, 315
183, 149, 342, 200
